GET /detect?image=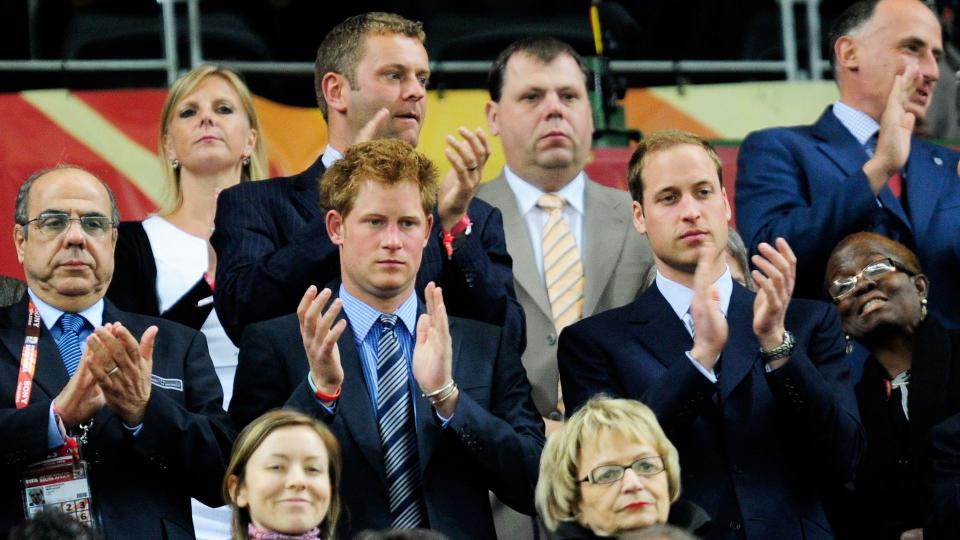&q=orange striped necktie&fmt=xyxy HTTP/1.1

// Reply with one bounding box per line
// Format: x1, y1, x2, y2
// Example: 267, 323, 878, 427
538, 193, 585, 332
